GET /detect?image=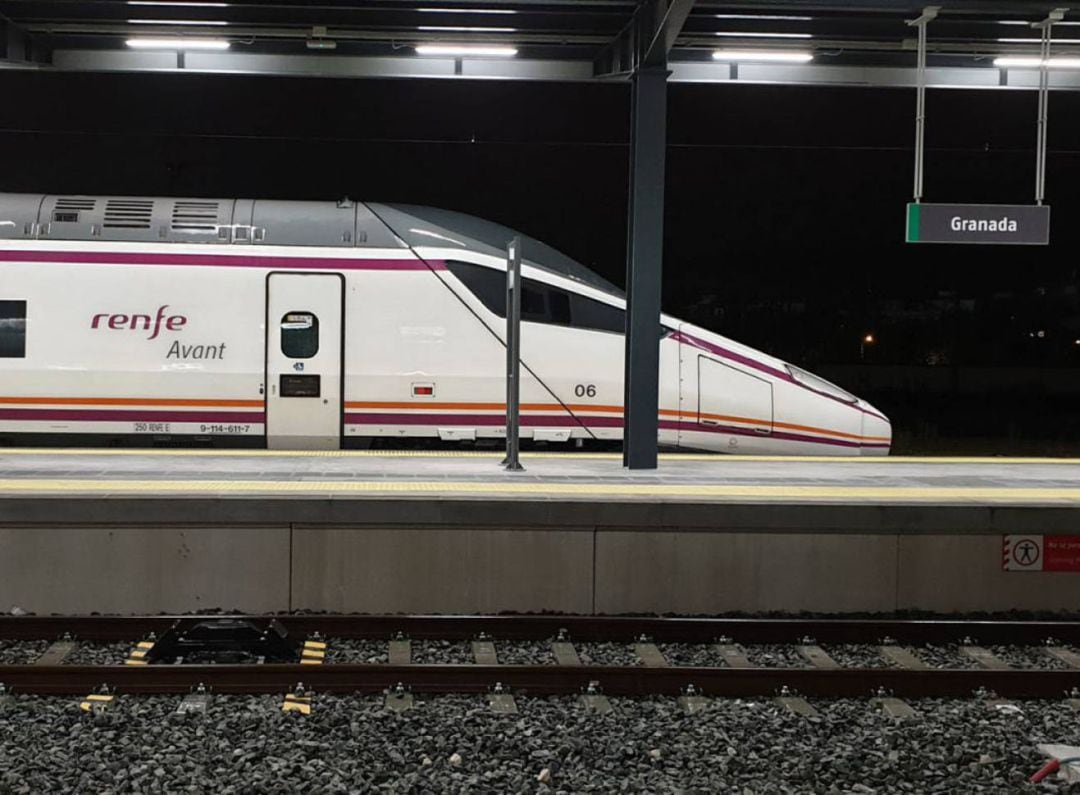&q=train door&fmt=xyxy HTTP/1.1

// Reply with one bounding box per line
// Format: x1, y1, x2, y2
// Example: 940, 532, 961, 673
265, 272, 344, 450
697, 355, 774, 437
